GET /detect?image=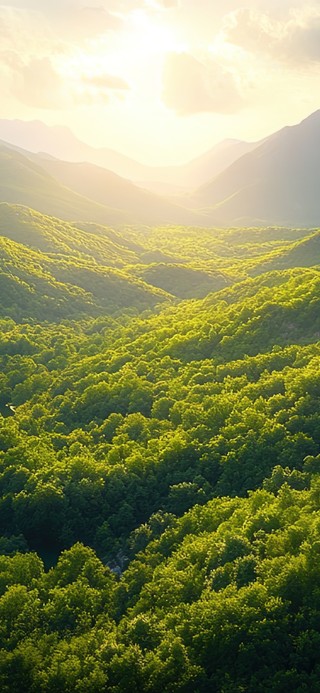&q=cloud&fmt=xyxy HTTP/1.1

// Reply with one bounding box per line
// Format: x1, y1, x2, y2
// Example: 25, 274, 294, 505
0, 45, 131, 109
0, 3, 128, 110
162, 51, 242, 115
224, 6, 320, 65
9, 56, 67, 109
0, 7, 73, 109
81, 73, 129, 90
0, 2, 124, 43
0, 6, 42, 42
63, 6, 124, 40
285, 12, 320, 63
